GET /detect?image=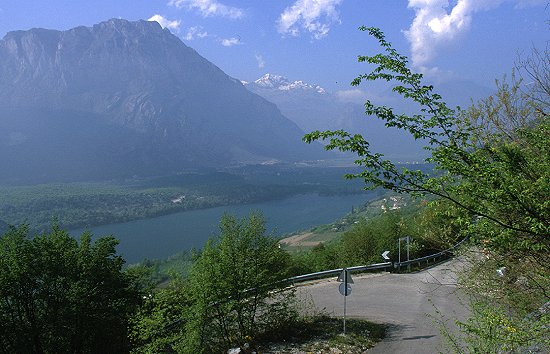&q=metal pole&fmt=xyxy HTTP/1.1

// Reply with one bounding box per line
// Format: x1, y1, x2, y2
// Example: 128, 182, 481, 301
407, 236, 410, 272
398, 238, 401, 271
398, 239, 401, 263
407, 236, 410, 262
343, 268, 347, 335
